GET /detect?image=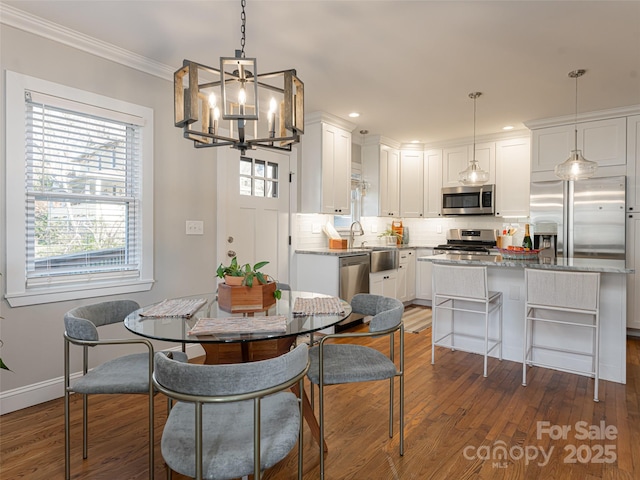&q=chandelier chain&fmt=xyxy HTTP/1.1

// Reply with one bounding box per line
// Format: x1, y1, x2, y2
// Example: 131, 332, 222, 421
240, 0, 246, 58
